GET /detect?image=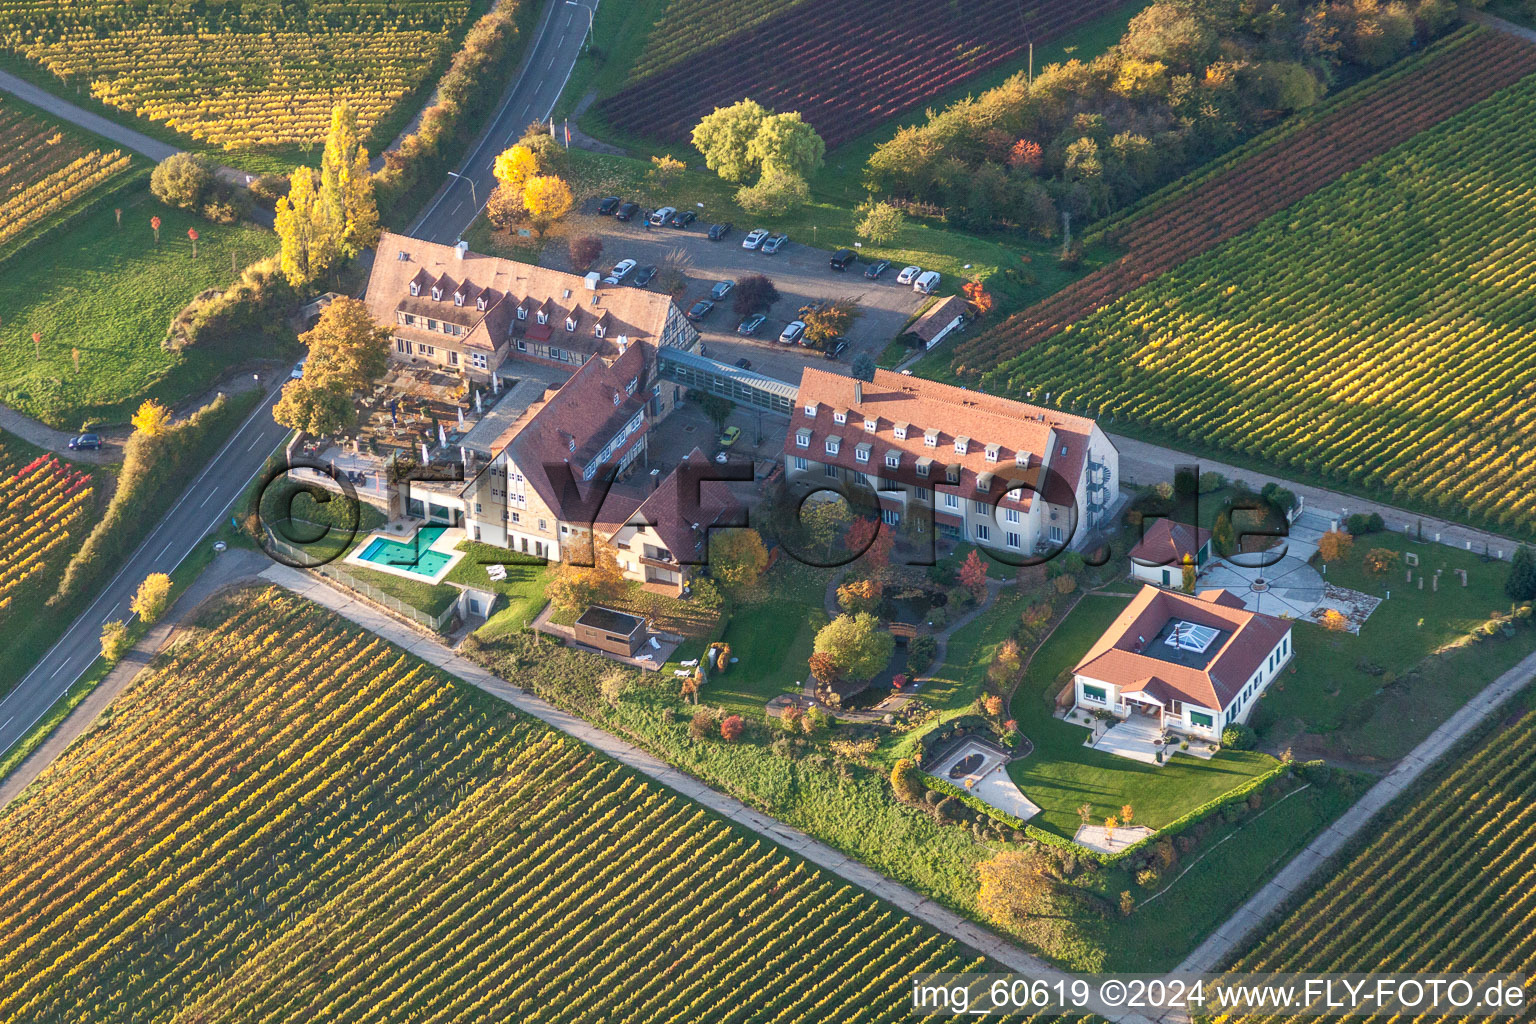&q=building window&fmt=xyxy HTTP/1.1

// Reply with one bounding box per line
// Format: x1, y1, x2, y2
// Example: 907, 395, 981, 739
1082, 684, 1107, 703
793, 457, 807, 471
1006, 532, 1021, 548
974, 523, 990, 542
1189, 710, 1214, 728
